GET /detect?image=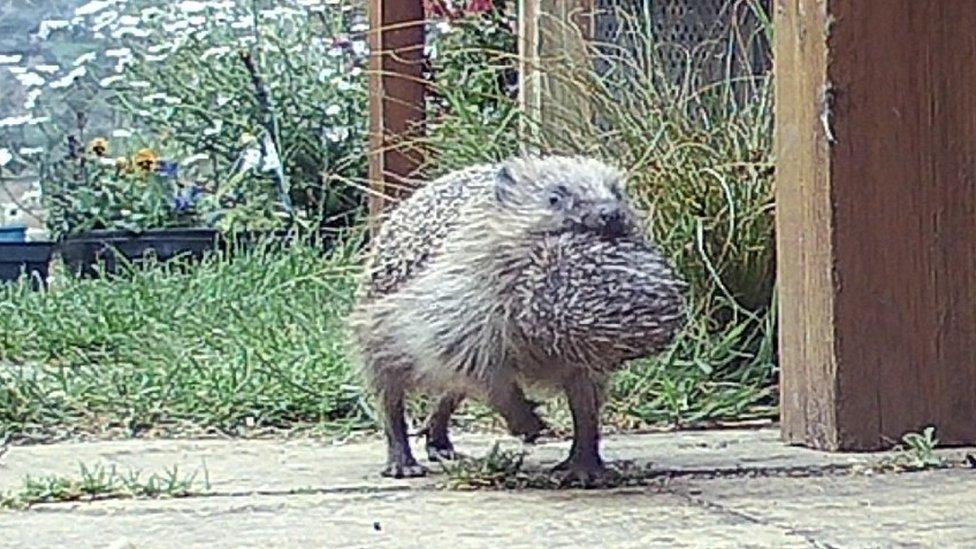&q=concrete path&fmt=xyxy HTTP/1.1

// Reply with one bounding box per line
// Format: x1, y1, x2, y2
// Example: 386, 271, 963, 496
1, 428, 974, 548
